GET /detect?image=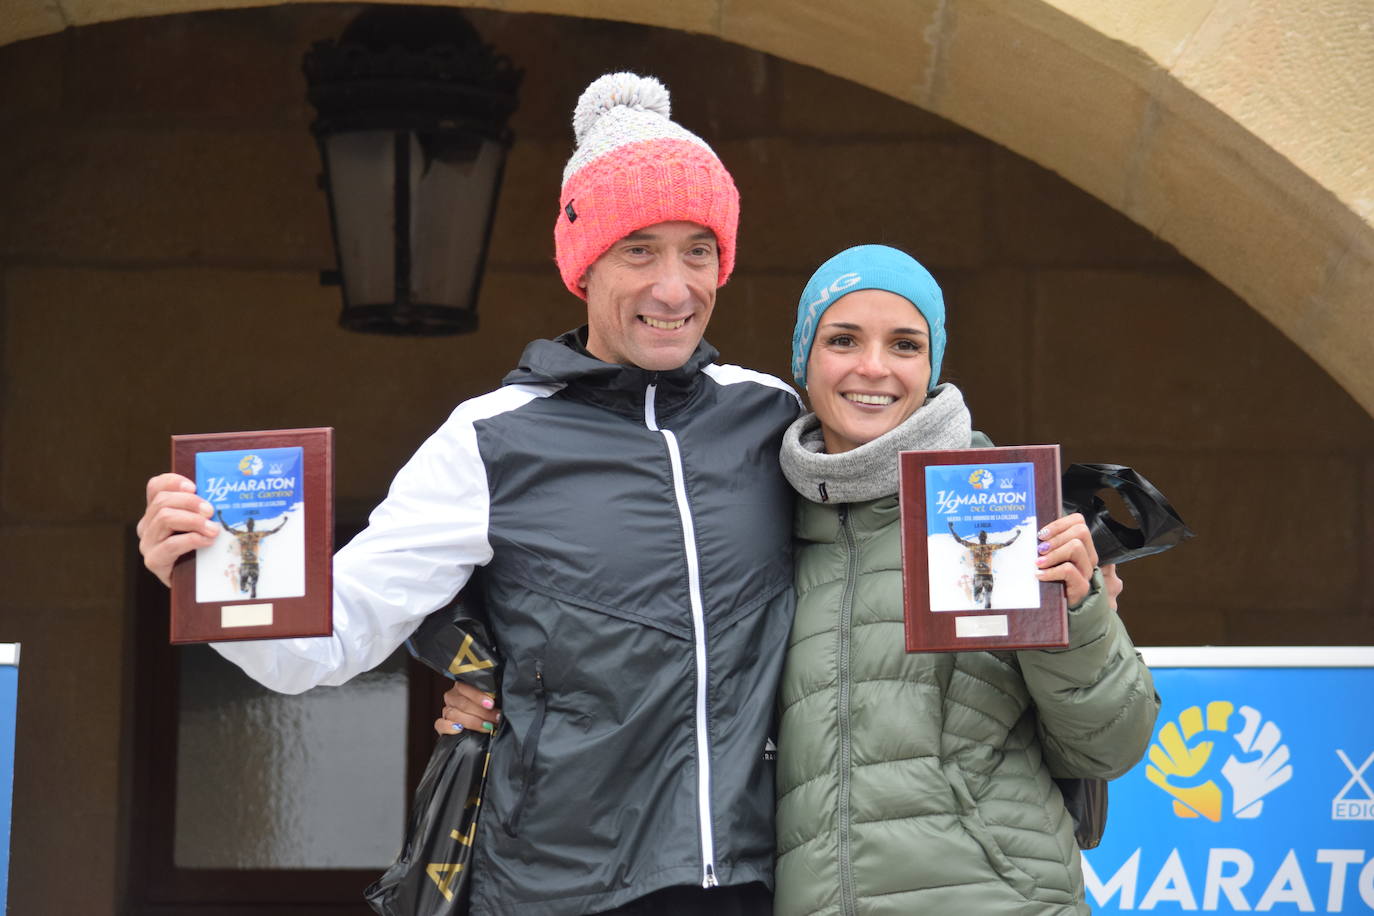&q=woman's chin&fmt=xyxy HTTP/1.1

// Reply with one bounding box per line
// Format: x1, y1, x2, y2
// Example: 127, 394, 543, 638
820, 418, 902, 454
